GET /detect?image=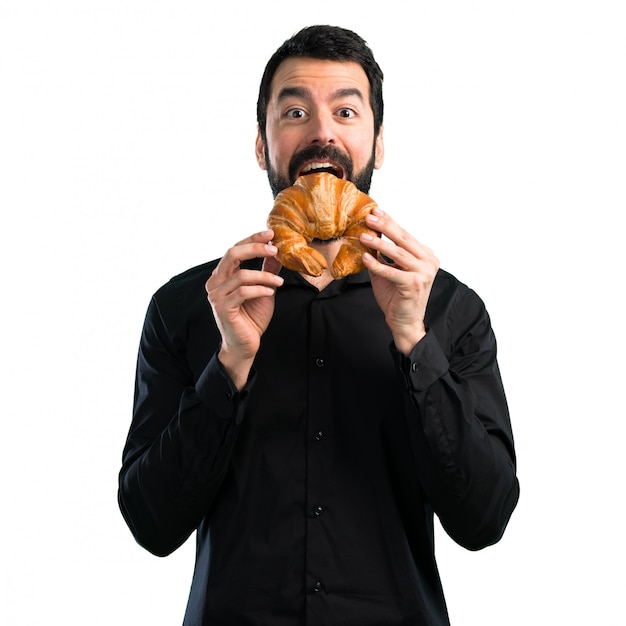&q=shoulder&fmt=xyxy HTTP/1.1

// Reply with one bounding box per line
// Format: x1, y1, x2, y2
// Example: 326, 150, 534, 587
152, 259, 220, 307
149, 256, 266, 317
137, 260, 224, 355
429, 268, 482, 311
139, 259, 222, 339
161, 258, 221, 291
426, 268, 492, 352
